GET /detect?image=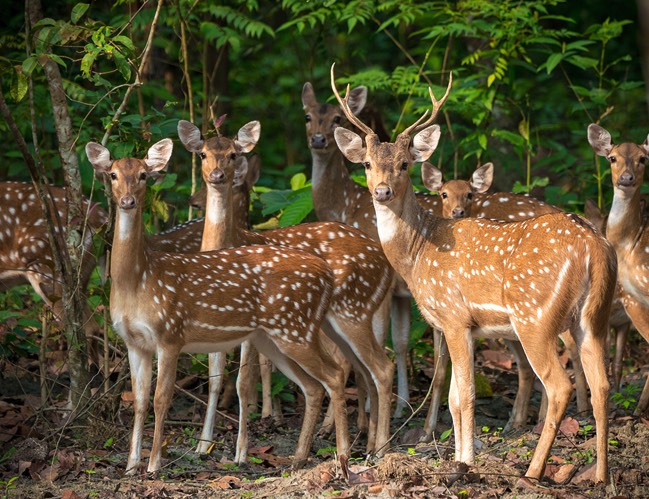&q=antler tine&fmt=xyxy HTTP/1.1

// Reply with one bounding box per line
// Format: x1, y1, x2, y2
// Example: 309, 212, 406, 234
401, 71, 453, 137
330, 63, 374, 136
